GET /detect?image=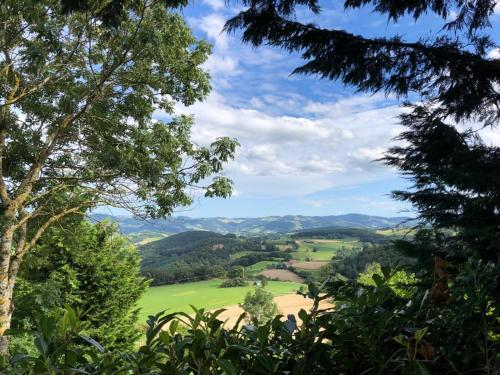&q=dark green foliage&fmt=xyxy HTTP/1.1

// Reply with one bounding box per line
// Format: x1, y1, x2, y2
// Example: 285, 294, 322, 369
385, 107, 500, 262
140, 231, 259, 270
140, 232, 291, 285
328, 242, 416, 279
3, 263, 498, 373
220, 278, 248, 288
232, 251, 291, 267
11, 219, 147, 352
292, 226, 387, 243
